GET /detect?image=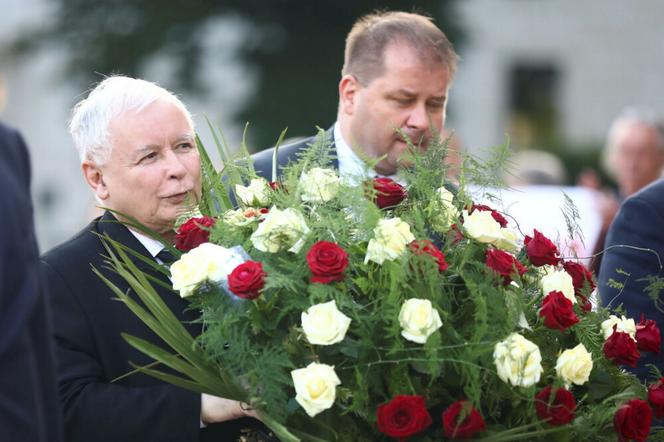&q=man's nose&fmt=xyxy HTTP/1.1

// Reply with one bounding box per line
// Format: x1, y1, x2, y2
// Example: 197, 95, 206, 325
406, 102, 430, 132
165, 150, 188, 179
